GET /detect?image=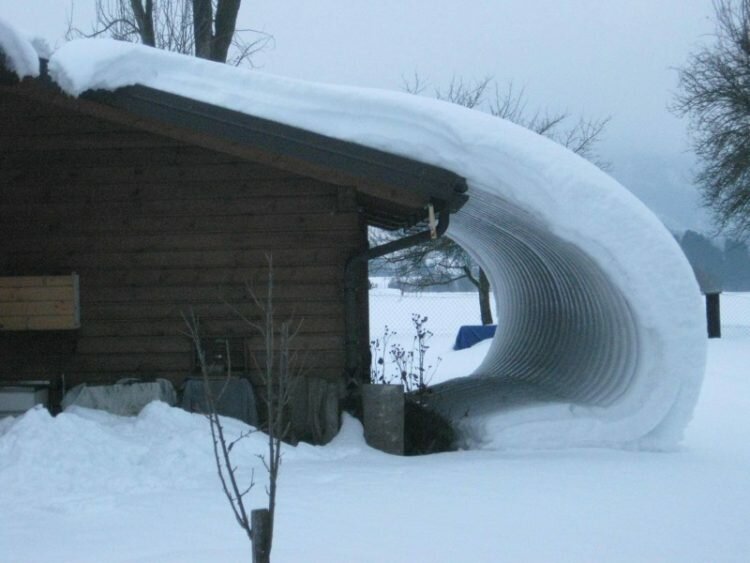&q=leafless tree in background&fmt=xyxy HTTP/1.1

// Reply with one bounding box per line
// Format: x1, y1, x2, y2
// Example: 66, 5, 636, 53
67, 0, 271, 65
403, 74, 610, 168
673, 0, 750, 238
